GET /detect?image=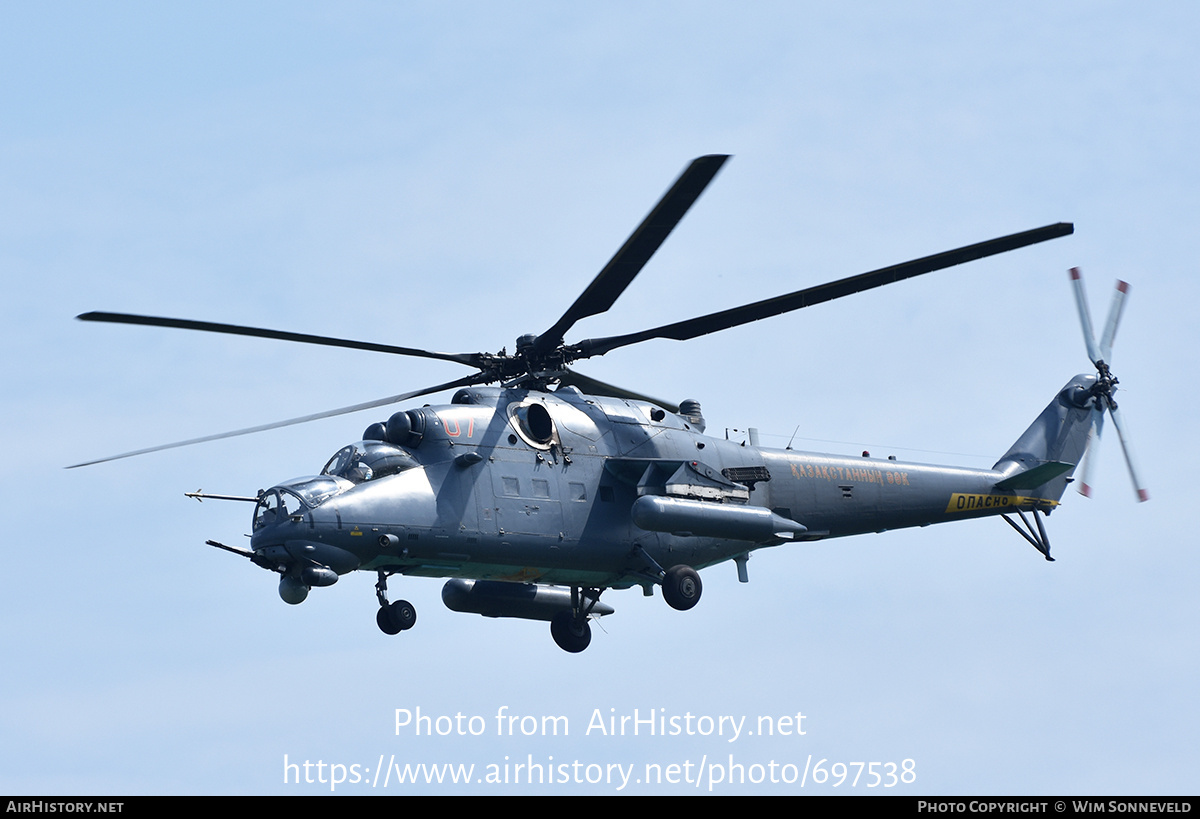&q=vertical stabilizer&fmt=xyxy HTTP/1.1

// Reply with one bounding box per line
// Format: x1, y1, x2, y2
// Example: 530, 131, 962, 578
992, 374, 1098, 501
